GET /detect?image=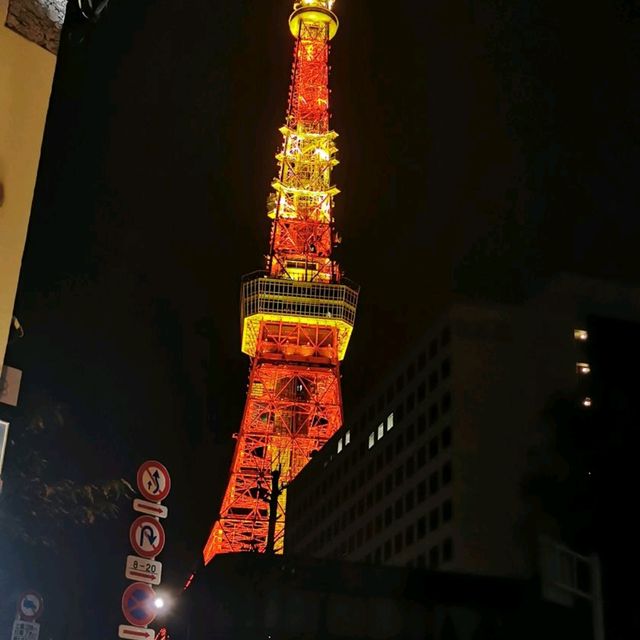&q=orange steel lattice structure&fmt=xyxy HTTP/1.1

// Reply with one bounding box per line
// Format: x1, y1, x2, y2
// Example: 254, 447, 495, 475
203, 0, 357, 563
